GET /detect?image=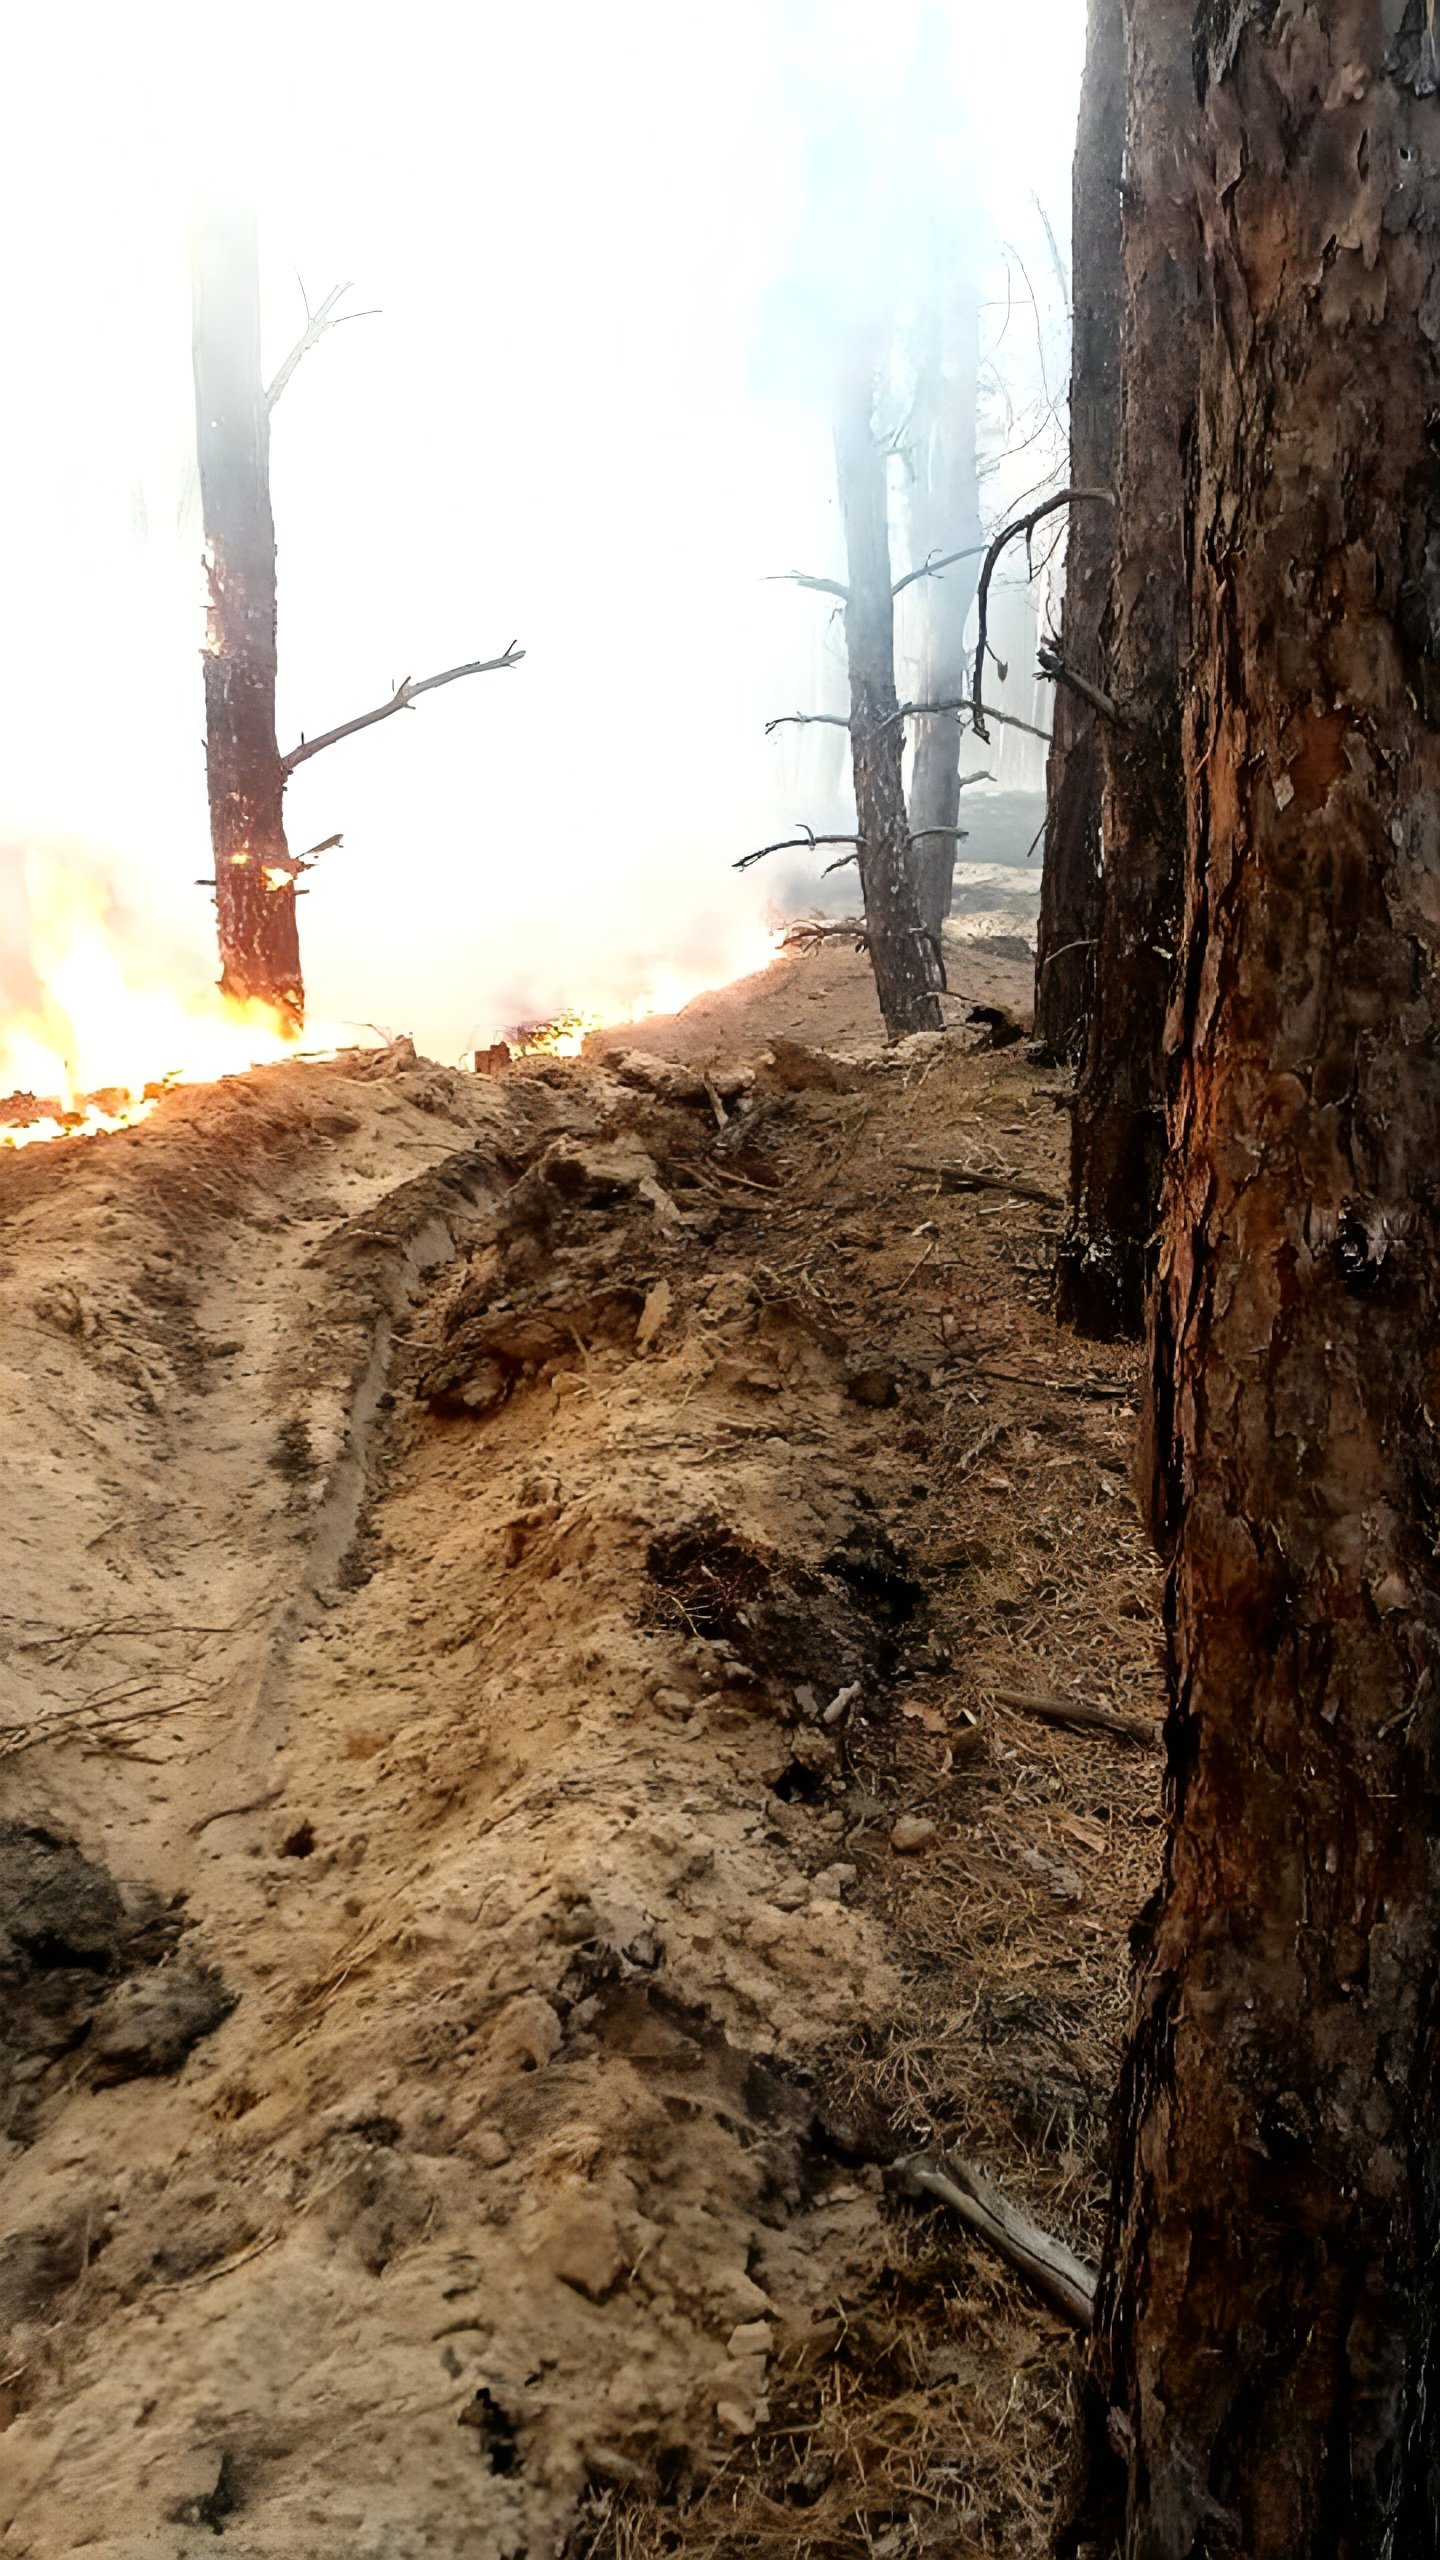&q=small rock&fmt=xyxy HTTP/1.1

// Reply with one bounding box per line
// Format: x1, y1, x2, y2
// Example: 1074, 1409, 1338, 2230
716, 2398, 757, 2437
812, 1862, 858, 1902
653, 1688, 692, 1715
1020, 1845, 1083, 1904
772, 1876, 809, 1912
91, 1963, 234, 2080
823, 1681, 862, 1727
542, 2193, 624, 2301
789, 1730, 840, 1778
472, 2127, 512, 2169
890, 1815, 938, 1855
727, 2319, 774, 2359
